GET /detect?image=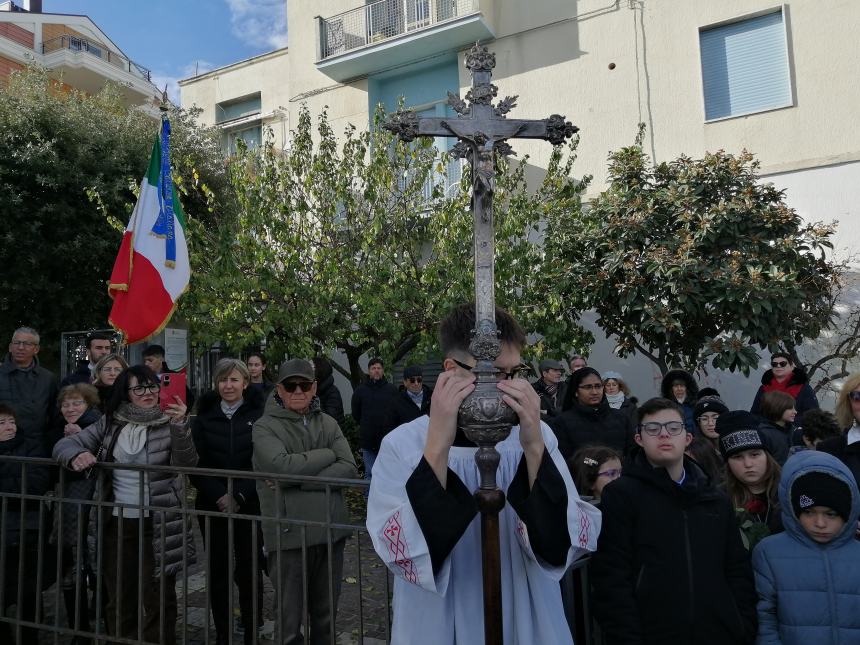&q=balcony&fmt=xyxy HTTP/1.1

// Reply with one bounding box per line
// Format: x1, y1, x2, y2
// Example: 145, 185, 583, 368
41, 35, 157, 103
316, 0, 494, 81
